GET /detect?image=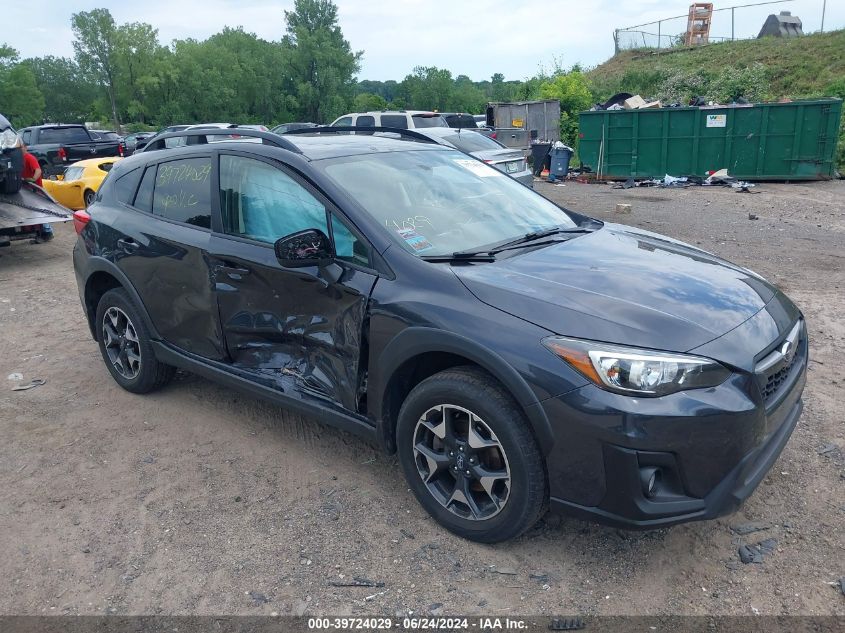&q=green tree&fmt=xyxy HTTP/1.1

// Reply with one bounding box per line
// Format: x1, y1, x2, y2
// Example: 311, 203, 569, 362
116, 22, 165, 124
0, 64, 45, 126
282, 0, 362, 122
538, 70, 593, 145
24, 56, 97, 123
72, 9, 122, 129
353, 92, 387, 112
400, 66, 453, 111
